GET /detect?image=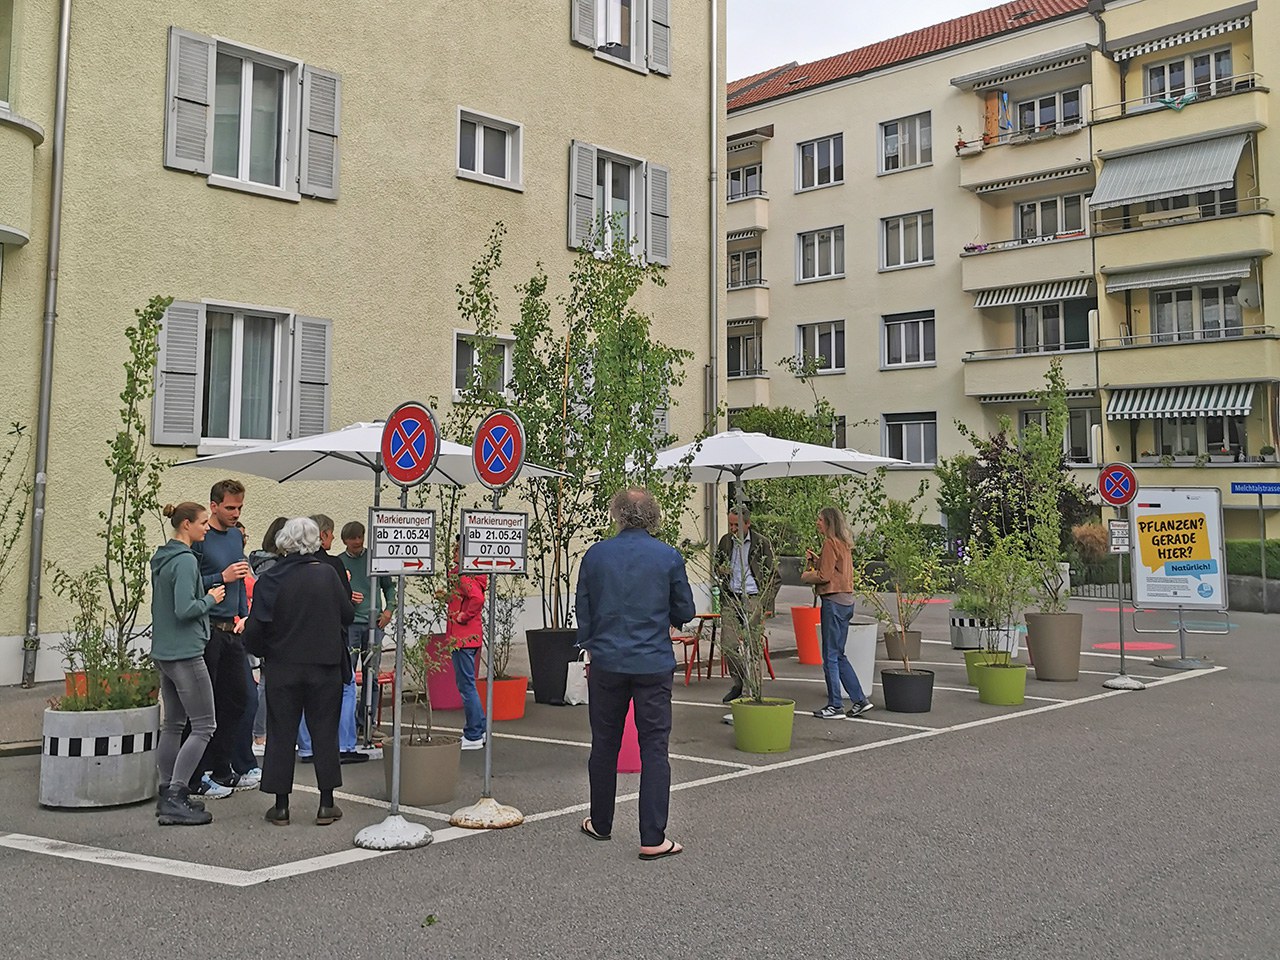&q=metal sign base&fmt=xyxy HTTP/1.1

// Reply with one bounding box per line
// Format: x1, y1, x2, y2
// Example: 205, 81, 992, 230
450, 796, 525, 830
354, 815, 433, 850
1103, 674, 1147, 690
1152, 655, 1214, 671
